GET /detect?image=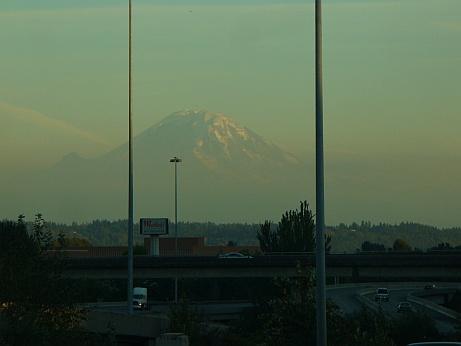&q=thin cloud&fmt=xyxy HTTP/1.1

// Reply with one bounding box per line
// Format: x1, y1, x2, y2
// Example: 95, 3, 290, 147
0, 101, 110, 147
435, 20, 461, 32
